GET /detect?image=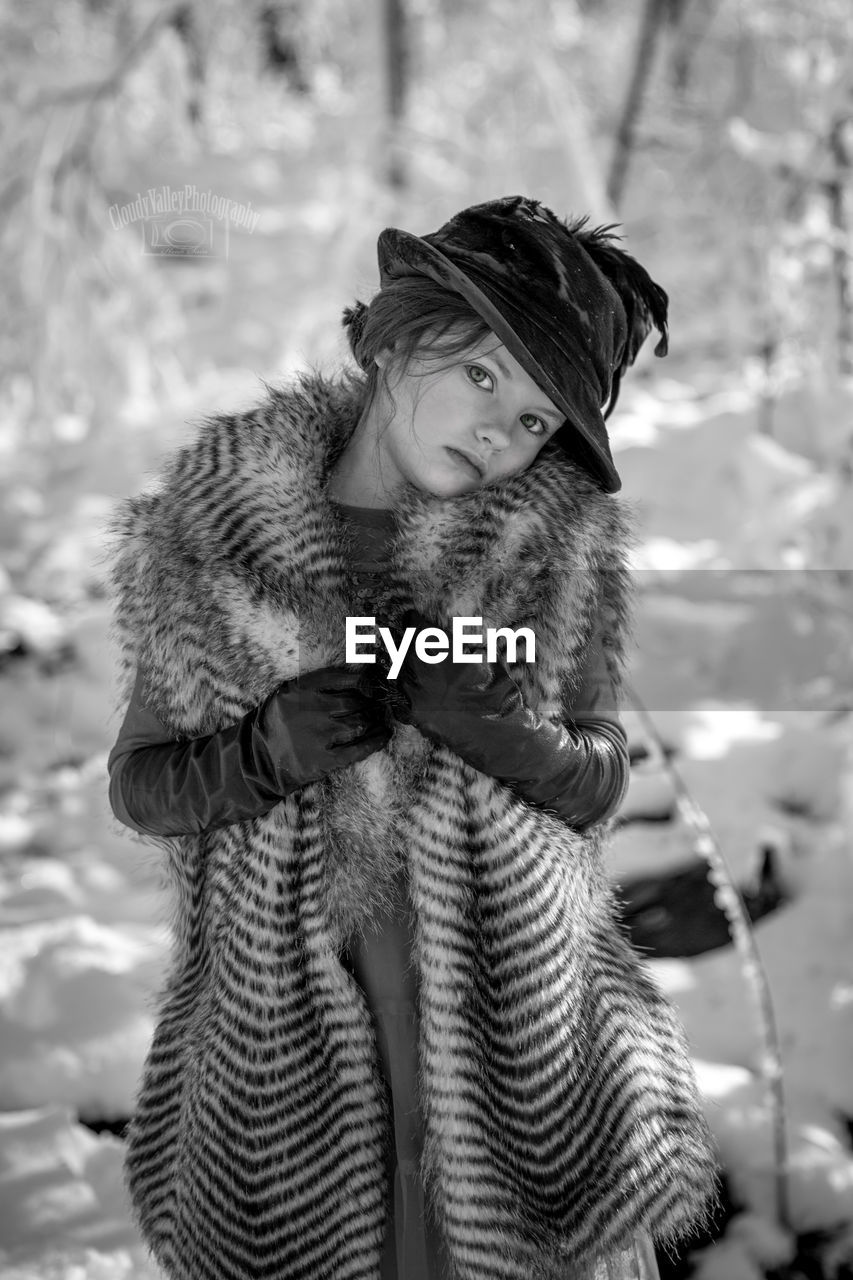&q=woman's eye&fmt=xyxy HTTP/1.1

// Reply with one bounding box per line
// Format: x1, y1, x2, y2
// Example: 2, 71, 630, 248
465, 364, 494, 390
520, 413, 547, 436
